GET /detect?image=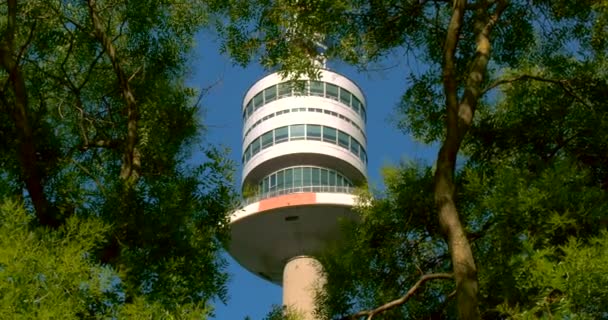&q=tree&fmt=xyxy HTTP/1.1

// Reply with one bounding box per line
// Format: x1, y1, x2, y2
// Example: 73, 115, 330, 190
217, 0, 607, 318
1, 0, 237, 317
